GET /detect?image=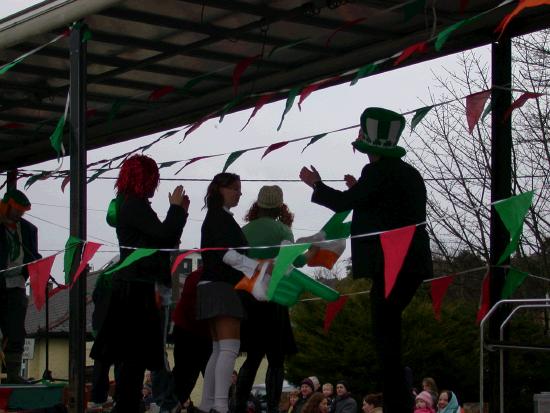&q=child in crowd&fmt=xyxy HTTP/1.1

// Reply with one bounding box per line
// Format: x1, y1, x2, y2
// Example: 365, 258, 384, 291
415, 391, 435, 413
